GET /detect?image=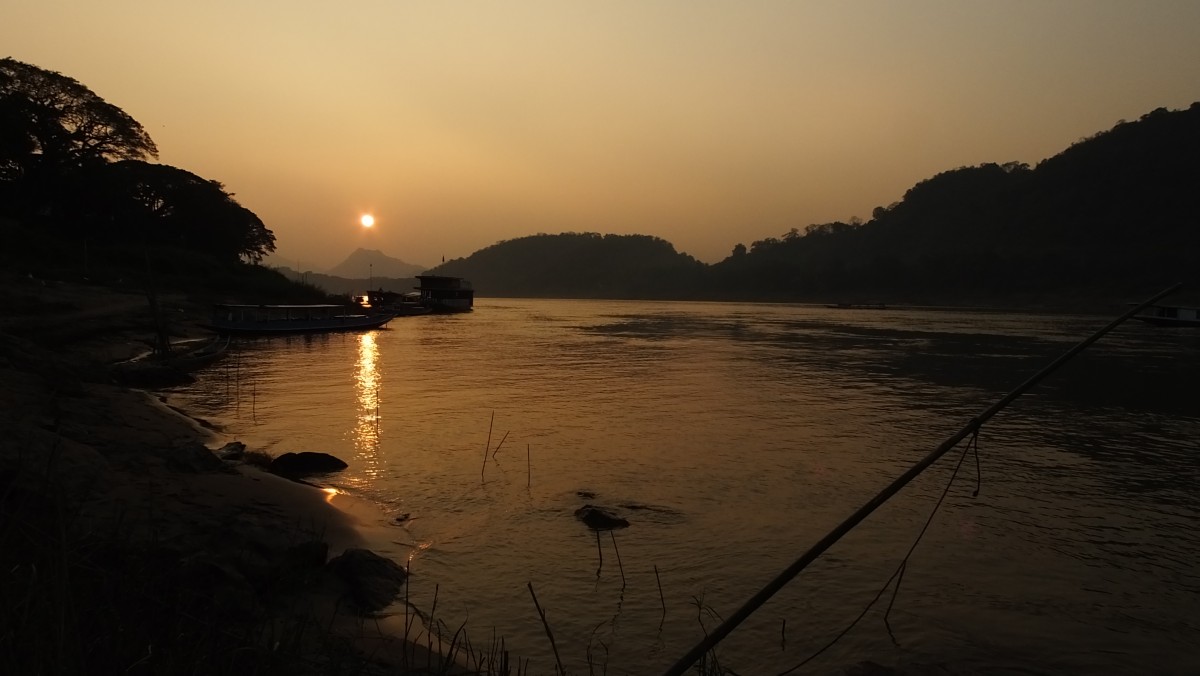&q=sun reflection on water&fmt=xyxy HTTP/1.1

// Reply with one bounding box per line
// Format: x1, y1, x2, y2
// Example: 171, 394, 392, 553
353, 332, 382, 479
